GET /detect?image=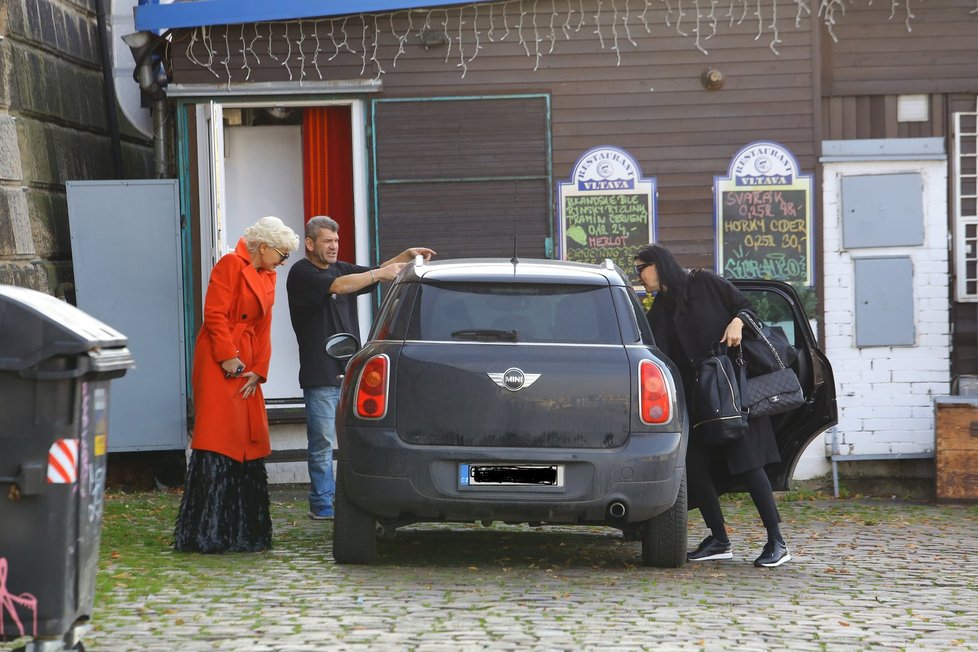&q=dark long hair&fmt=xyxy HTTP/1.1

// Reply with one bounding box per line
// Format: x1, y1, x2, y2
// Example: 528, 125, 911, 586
635, 243, 691, 310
